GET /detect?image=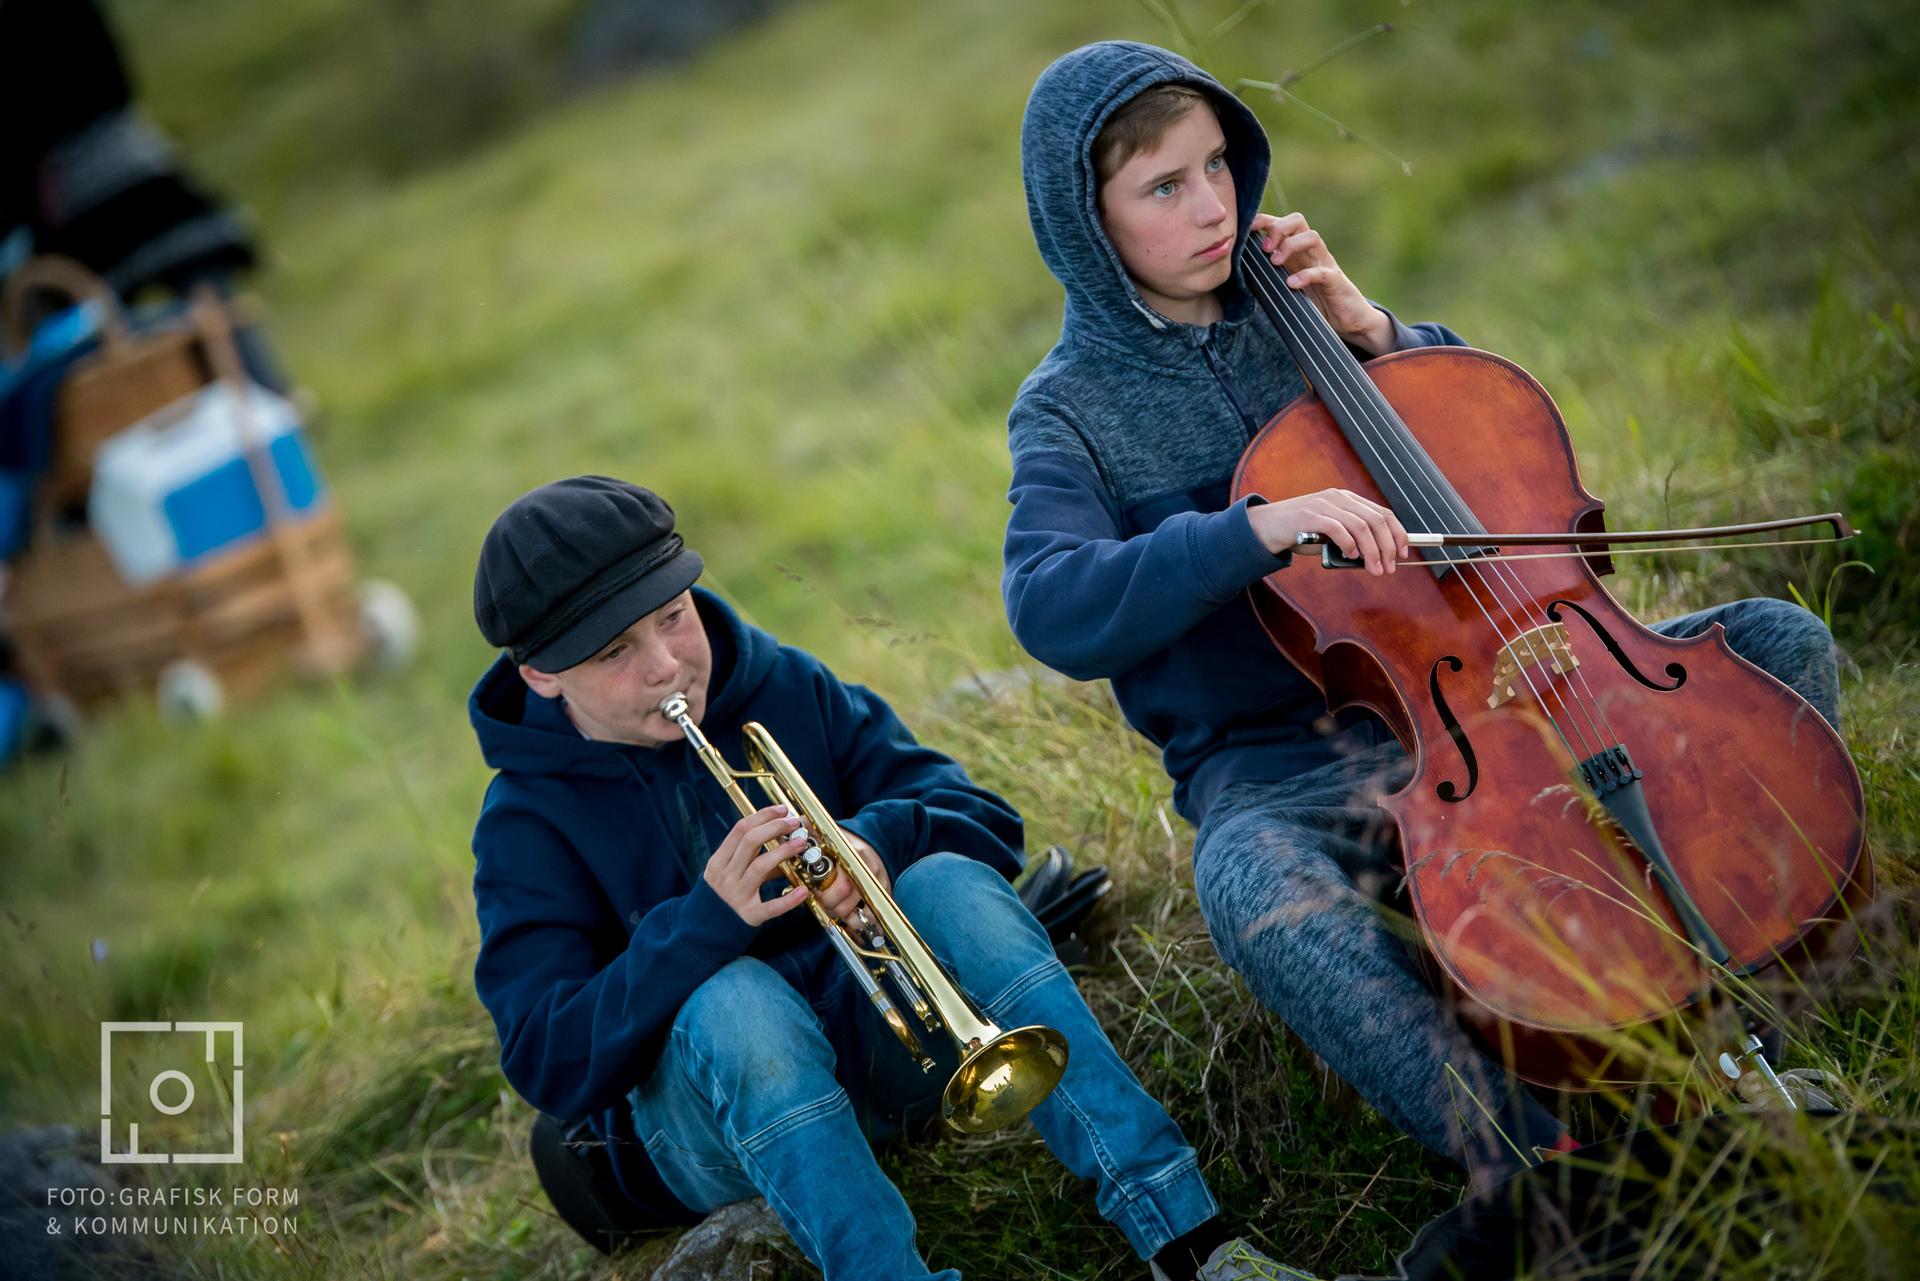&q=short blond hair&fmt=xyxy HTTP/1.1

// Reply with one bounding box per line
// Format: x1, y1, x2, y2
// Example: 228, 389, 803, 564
1092, 83, 1209, 186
